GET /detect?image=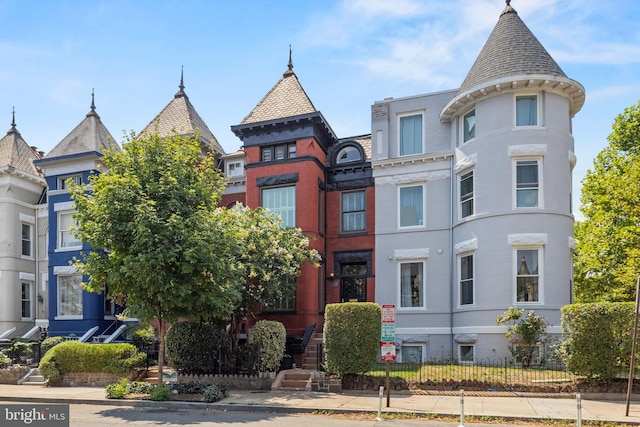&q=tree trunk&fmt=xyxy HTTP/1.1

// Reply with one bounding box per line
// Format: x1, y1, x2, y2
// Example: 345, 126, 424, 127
157, 318, 165, 384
